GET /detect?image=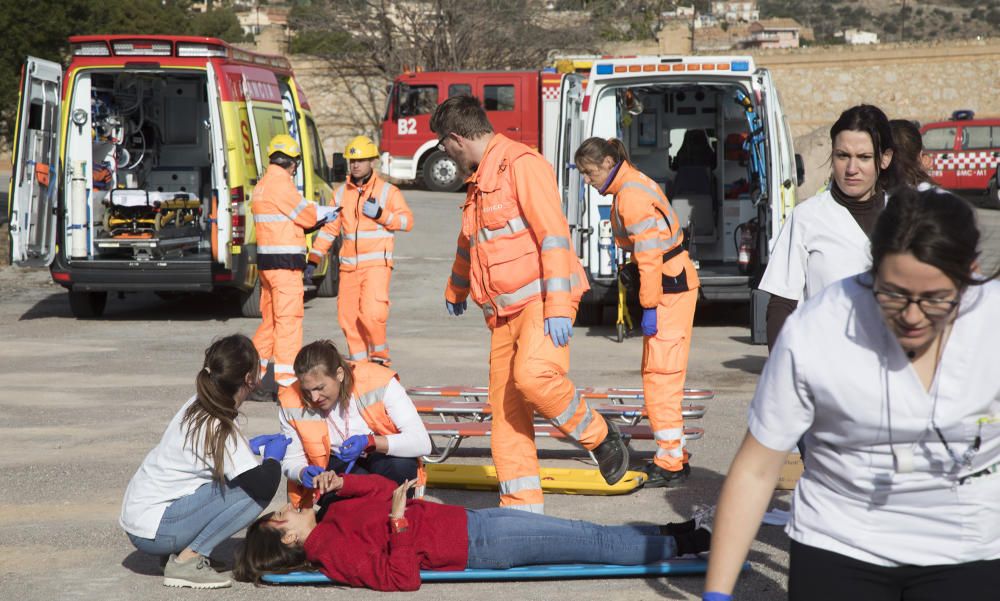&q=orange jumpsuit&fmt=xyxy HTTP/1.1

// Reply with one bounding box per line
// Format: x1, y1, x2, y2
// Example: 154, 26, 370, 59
445, 134, 604, 513
605, 162, 700, 473
251, 164, 326, 406
310, 173, 412, 365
